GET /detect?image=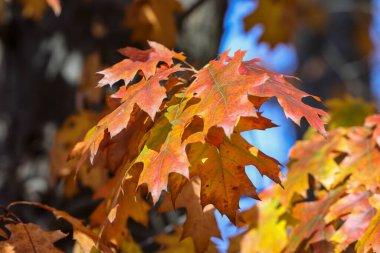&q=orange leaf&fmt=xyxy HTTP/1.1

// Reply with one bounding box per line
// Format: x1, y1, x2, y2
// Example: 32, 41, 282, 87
136, 99, 203, 203
185, 50, 268, 137
74, 65, 183, 163
239, 58, 328, 136
98, 41, 183, 87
